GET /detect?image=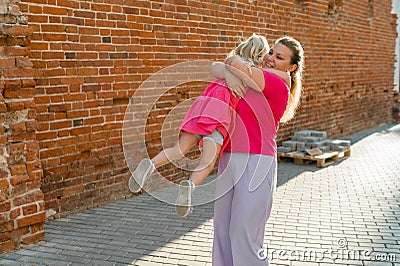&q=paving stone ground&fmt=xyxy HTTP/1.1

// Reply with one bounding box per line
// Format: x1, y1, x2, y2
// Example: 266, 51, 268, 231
1, 123, 400, 266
